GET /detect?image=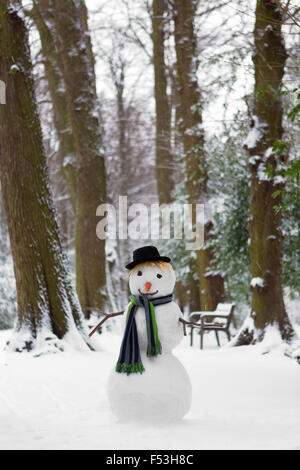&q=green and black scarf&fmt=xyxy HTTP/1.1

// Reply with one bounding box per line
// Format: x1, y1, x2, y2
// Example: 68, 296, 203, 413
115, 294, 173, 375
